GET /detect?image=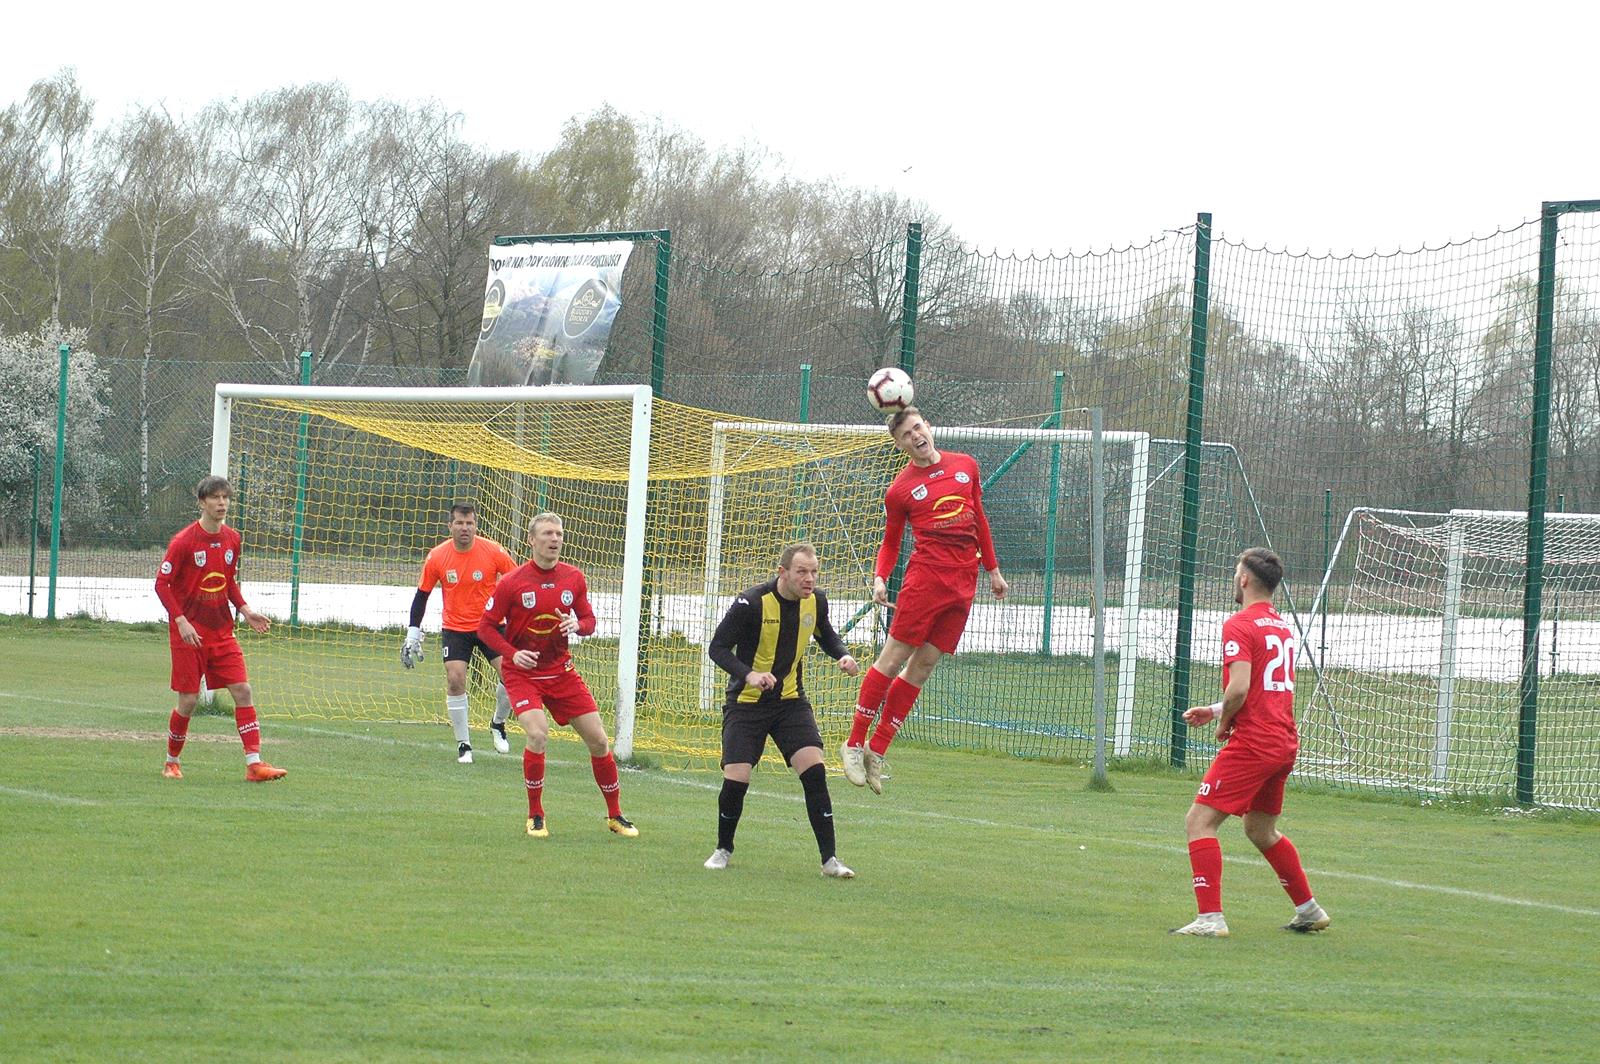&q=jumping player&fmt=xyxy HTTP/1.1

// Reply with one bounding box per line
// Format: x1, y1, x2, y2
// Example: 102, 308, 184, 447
477, 512, 638, 839
1171, 547, 1331, 938
155, 475, 286, 782
841, 407, 1007, 793
403, 503, 517, 763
